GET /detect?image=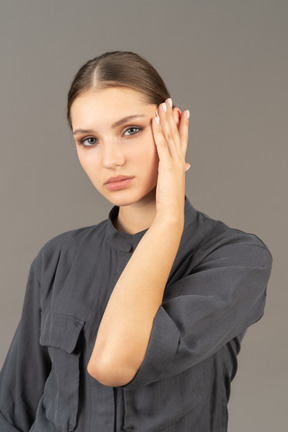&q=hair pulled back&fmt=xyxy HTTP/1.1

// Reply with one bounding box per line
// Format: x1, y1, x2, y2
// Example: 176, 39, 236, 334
67, 51, 171, 128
